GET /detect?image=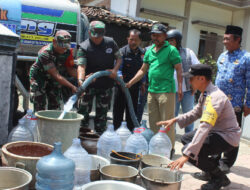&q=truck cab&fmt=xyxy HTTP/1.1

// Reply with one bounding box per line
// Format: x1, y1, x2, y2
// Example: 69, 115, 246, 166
0, 0, 89, 111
